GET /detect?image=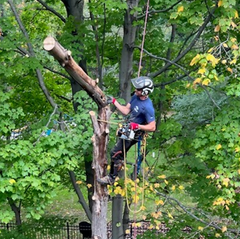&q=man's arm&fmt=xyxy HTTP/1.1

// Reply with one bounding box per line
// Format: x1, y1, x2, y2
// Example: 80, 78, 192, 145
114, 101, 131, 115
137, 120, 156, 132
